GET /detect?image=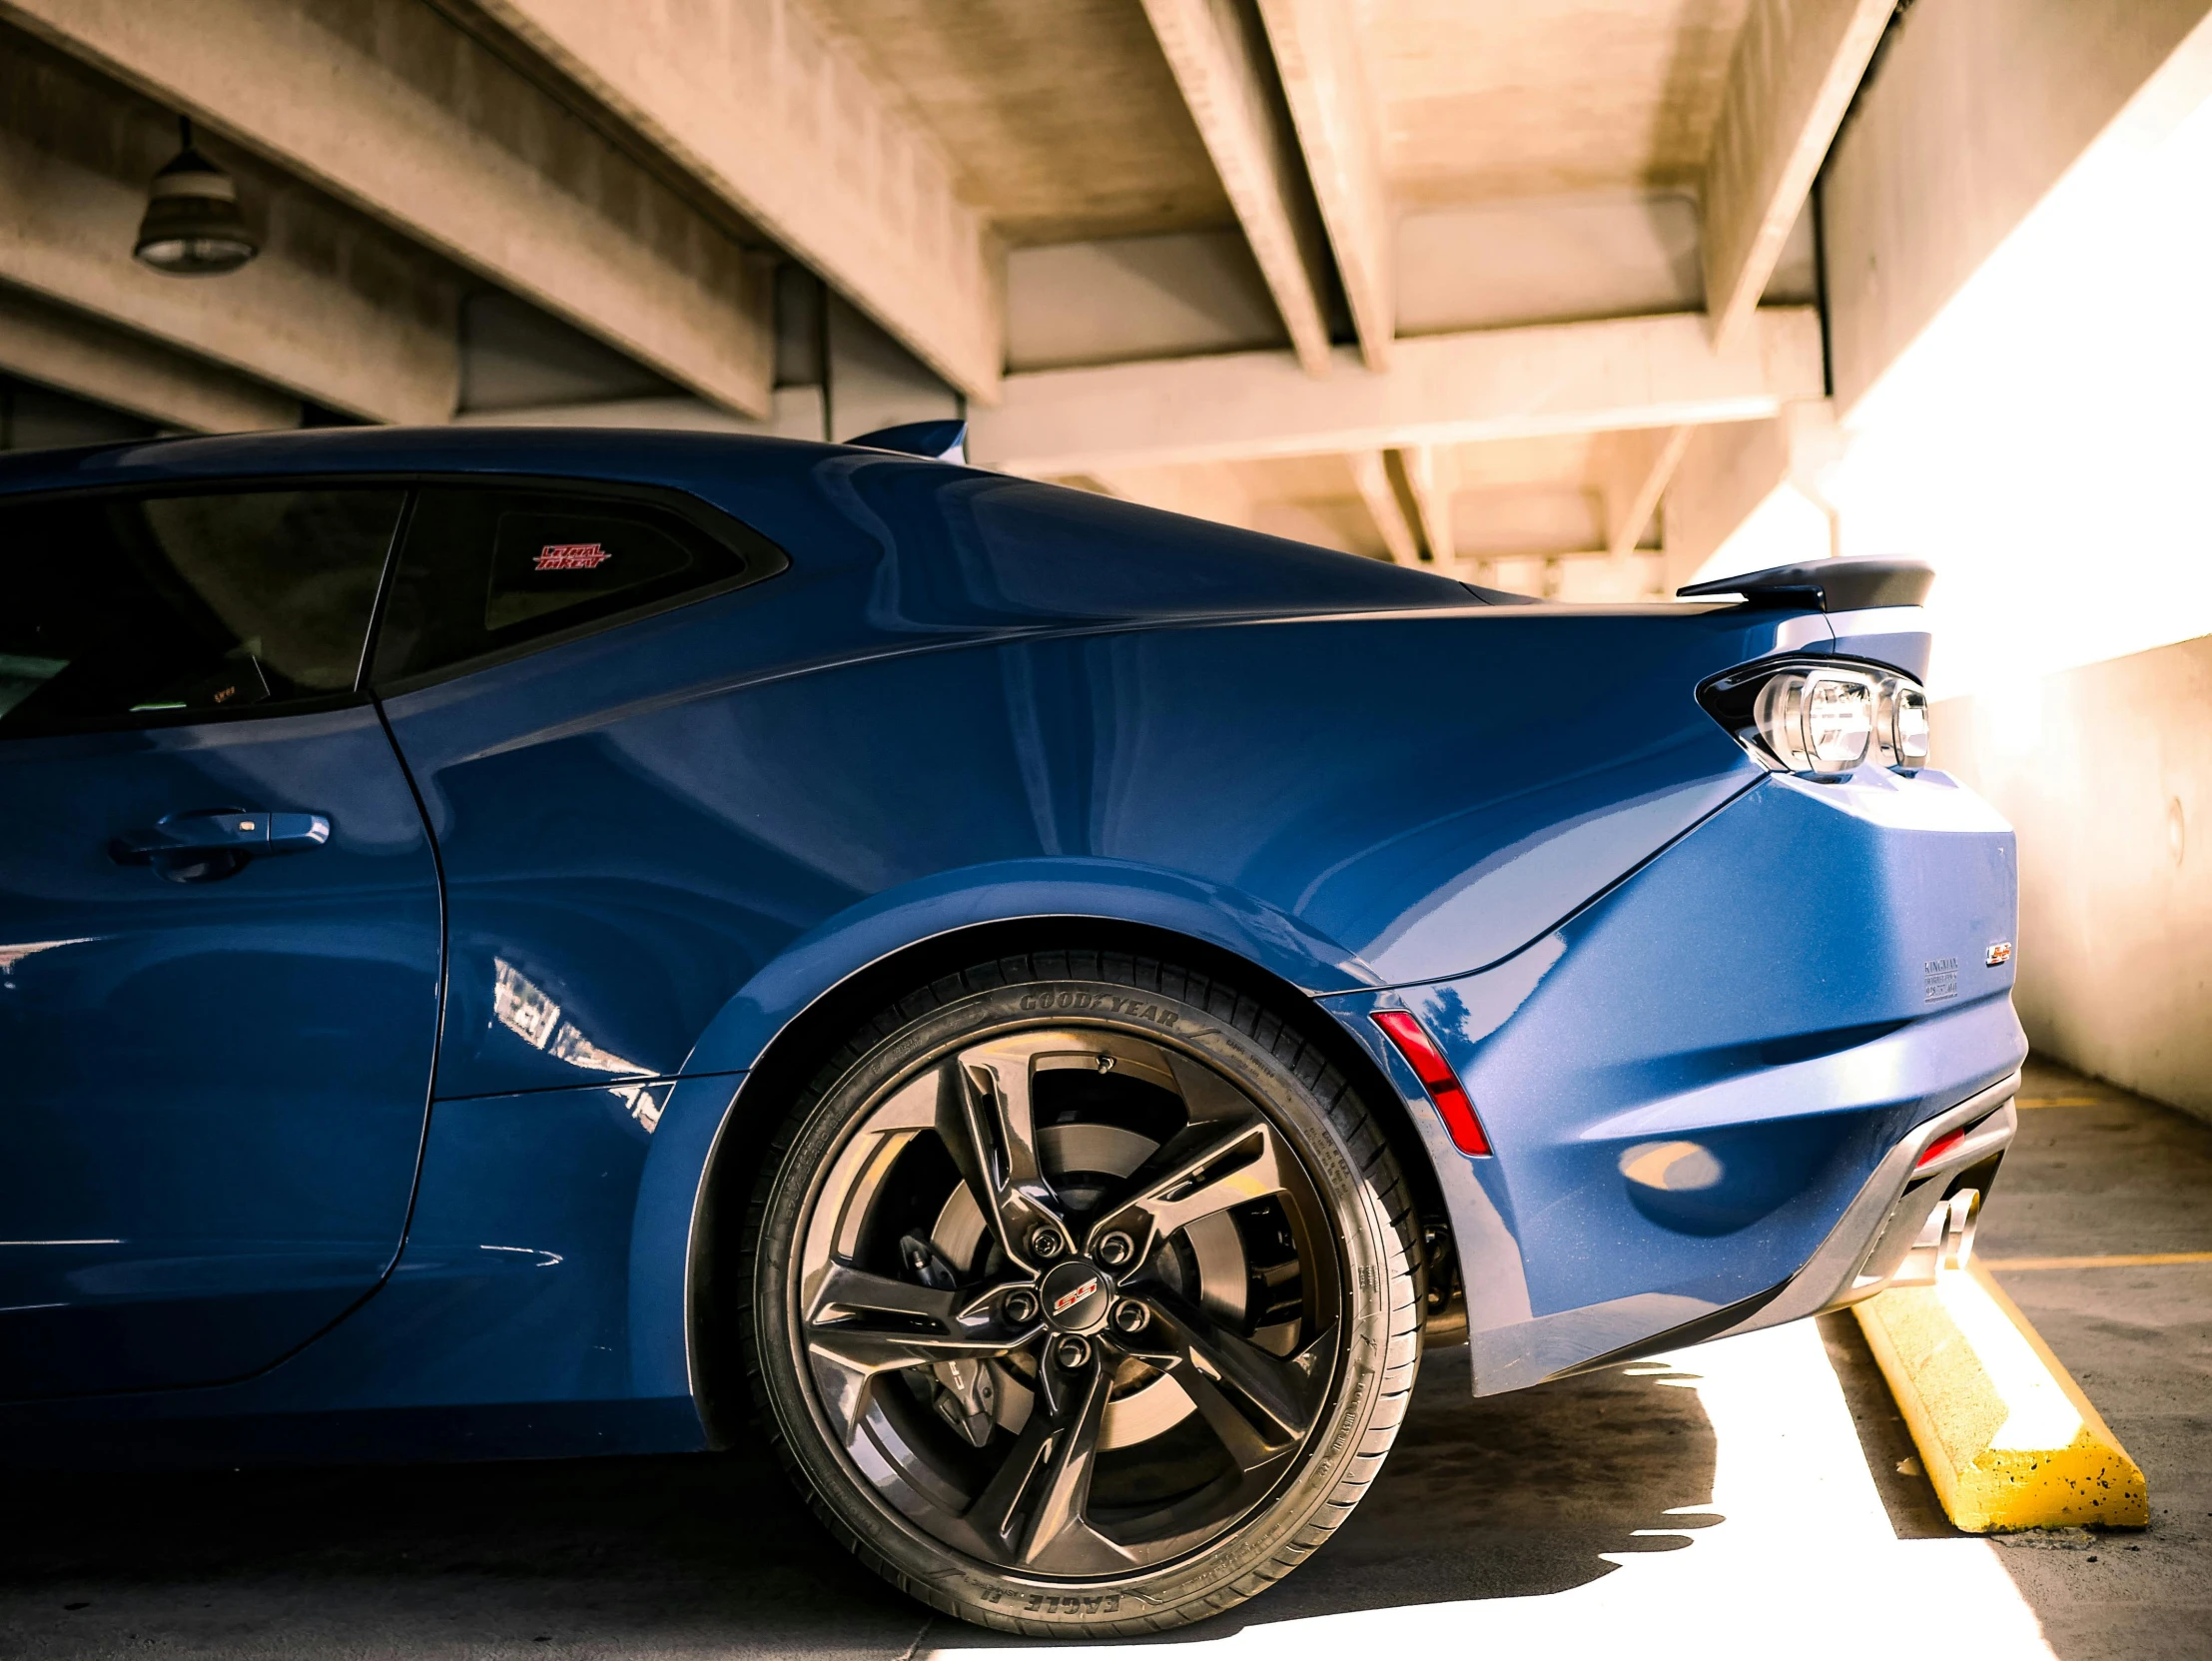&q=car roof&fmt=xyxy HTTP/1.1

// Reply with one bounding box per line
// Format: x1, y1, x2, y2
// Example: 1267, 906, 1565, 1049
0, 423, 853, 498
0, 423, 1493, 615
